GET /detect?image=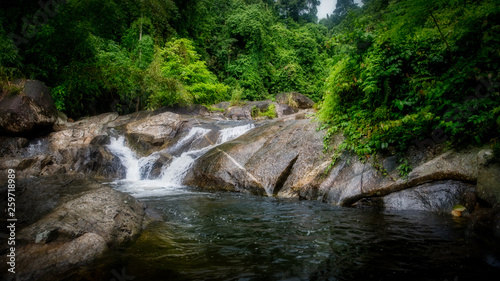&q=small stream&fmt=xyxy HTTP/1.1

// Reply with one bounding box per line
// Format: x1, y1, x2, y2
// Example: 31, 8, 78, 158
95, 122, 500, 281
